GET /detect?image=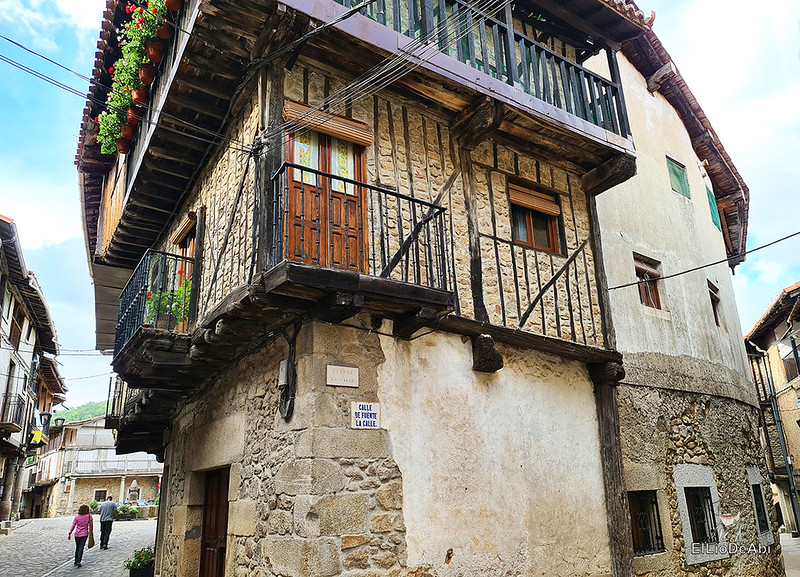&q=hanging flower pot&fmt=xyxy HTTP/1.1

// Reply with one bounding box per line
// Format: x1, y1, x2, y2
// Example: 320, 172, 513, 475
138, 63, 156, 85
156, 19, 171, 40
165, 0, 182, 12
146, 41, 164, 64
121, 124, 135, 141
126, 106, 142, 125
132, 87, 148, 105
115, 138, 131, 154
